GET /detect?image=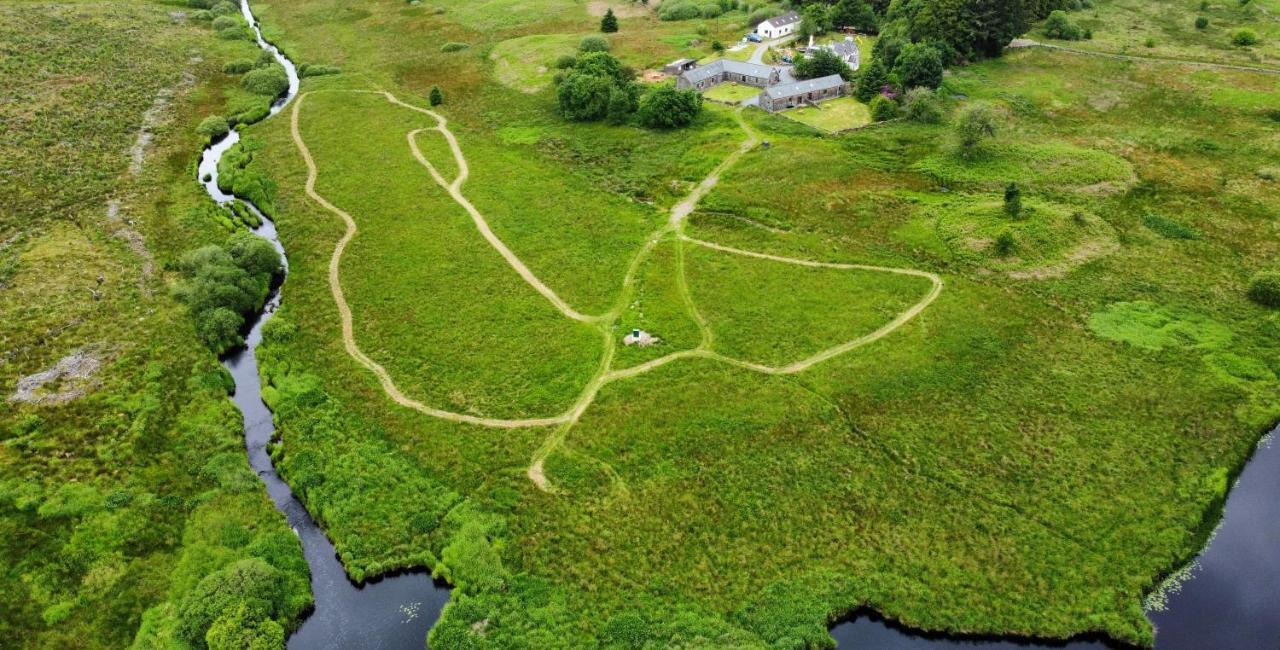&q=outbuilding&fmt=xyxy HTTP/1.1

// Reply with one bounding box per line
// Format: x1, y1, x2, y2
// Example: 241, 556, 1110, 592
663, 58, 698, 76
755, 11, 801, 39
758, 74, 849, 112
675, 59, 780, 91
